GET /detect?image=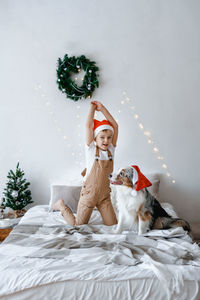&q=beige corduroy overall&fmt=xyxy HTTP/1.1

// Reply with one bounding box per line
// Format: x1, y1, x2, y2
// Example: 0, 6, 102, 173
61, 146, 117, 226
